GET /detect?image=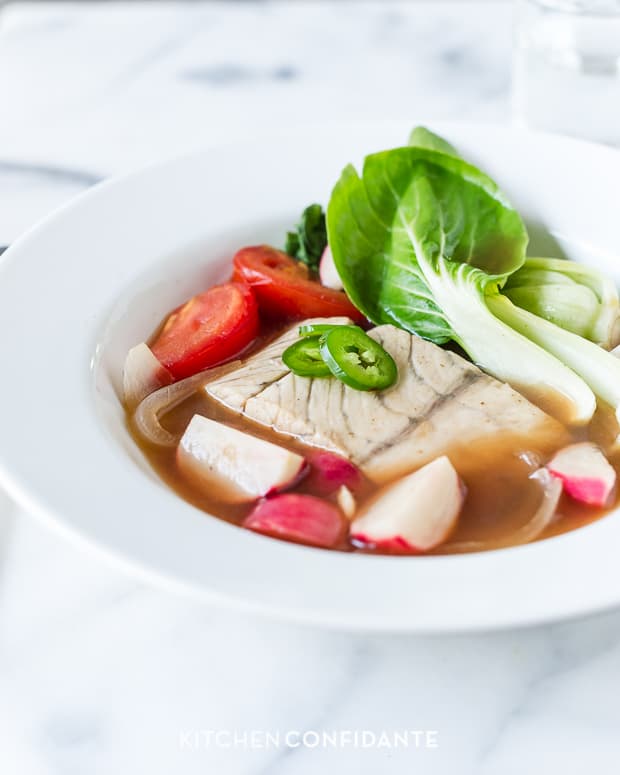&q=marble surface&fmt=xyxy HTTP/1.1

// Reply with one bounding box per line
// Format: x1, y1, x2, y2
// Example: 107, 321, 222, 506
2, 2, 620, 773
